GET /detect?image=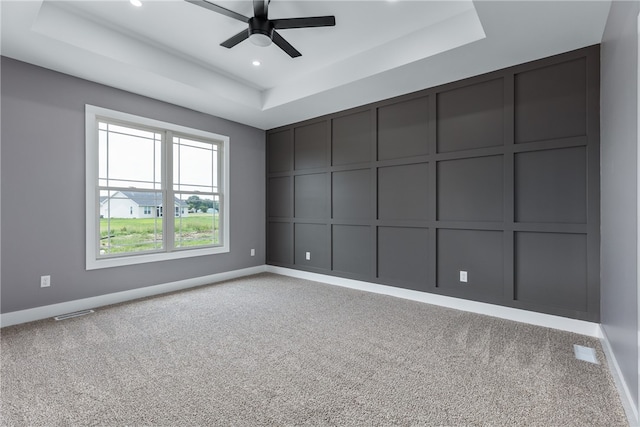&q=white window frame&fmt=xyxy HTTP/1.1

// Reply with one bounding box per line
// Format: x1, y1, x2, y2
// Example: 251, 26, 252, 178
85, 105, 230, 270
